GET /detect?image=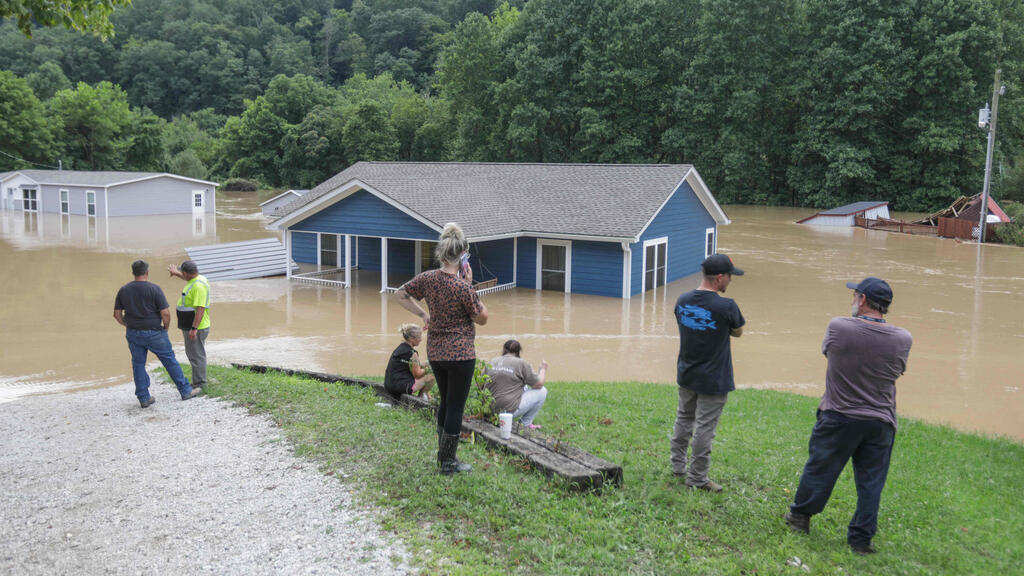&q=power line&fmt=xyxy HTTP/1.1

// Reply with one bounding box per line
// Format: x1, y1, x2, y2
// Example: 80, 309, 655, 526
0, 150, 60, 170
